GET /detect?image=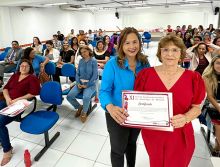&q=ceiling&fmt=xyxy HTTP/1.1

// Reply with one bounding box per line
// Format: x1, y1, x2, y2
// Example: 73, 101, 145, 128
0, 0, 219, 11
